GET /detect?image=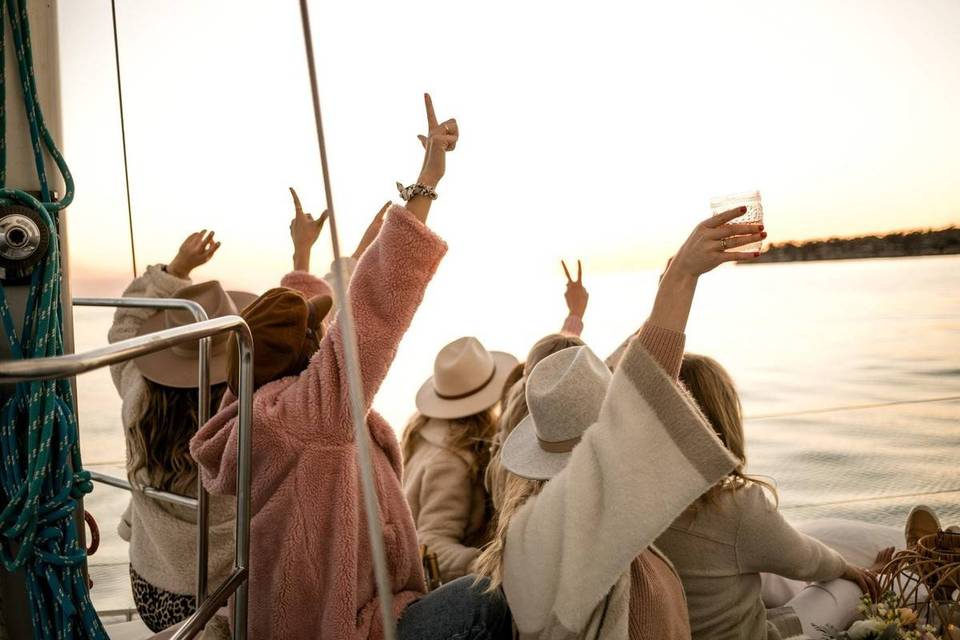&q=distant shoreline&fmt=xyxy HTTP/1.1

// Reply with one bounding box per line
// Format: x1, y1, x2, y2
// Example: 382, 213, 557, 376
750, 227, 960, 264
